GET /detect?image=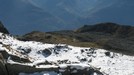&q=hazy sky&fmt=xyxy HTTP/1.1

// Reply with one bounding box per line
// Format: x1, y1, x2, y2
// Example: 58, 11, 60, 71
0, 0, 134, 34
